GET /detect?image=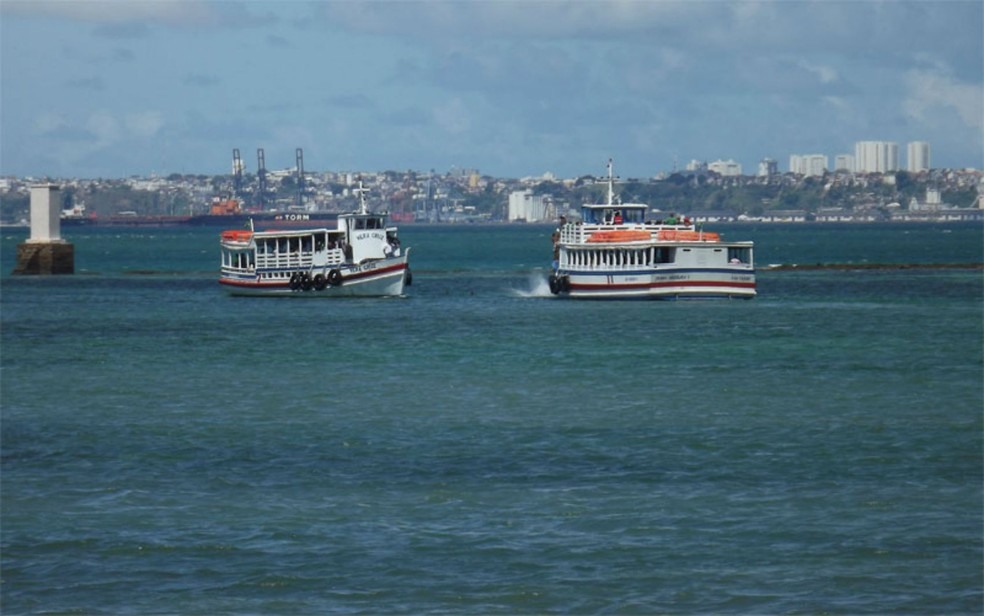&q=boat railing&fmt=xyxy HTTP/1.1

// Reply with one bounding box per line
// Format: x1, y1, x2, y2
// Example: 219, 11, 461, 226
256, 248, 345, 271
559, 222, 696, 244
